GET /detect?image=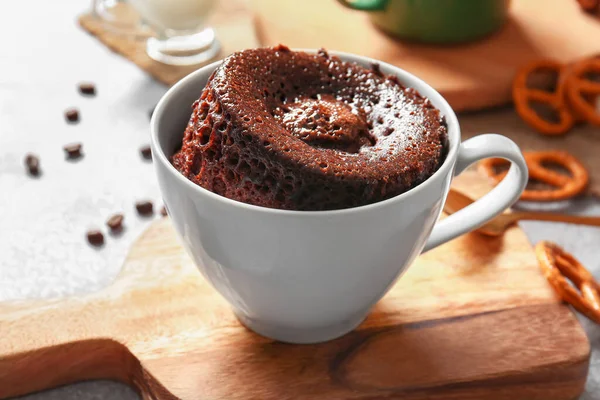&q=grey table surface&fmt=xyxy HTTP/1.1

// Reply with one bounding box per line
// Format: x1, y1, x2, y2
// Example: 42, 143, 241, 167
1, 0, 600, 399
